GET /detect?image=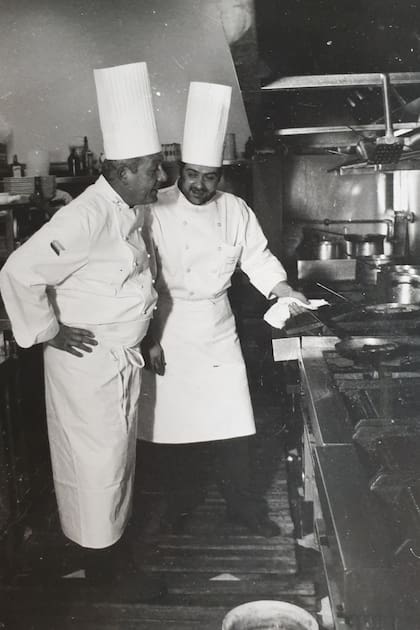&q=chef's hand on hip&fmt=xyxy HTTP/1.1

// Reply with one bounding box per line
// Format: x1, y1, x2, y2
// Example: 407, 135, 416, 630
145, 341, 166, 376
47, 324, 98, 357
